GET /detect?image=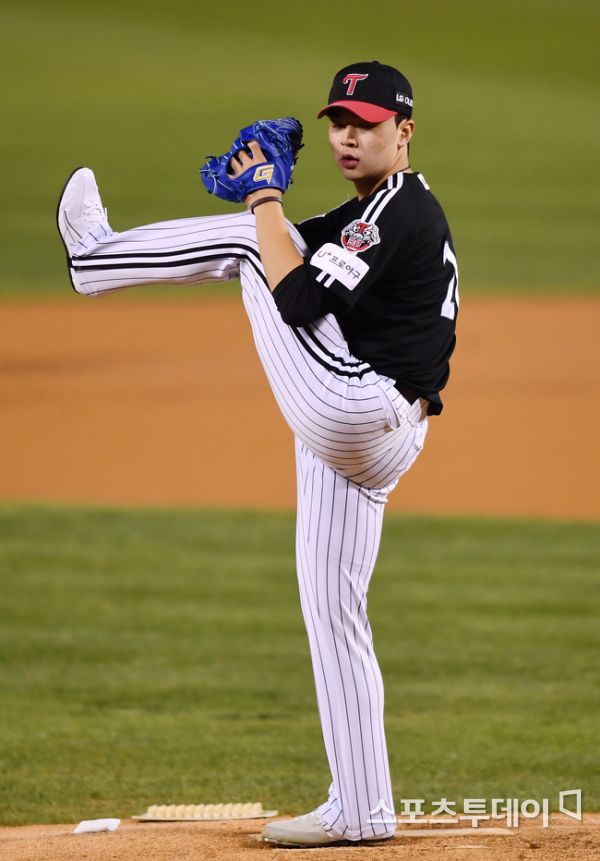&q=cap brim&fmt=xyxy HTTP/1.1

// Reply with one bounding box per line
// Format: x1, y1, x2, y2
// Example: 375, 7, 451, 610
317, 101, 398, 122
